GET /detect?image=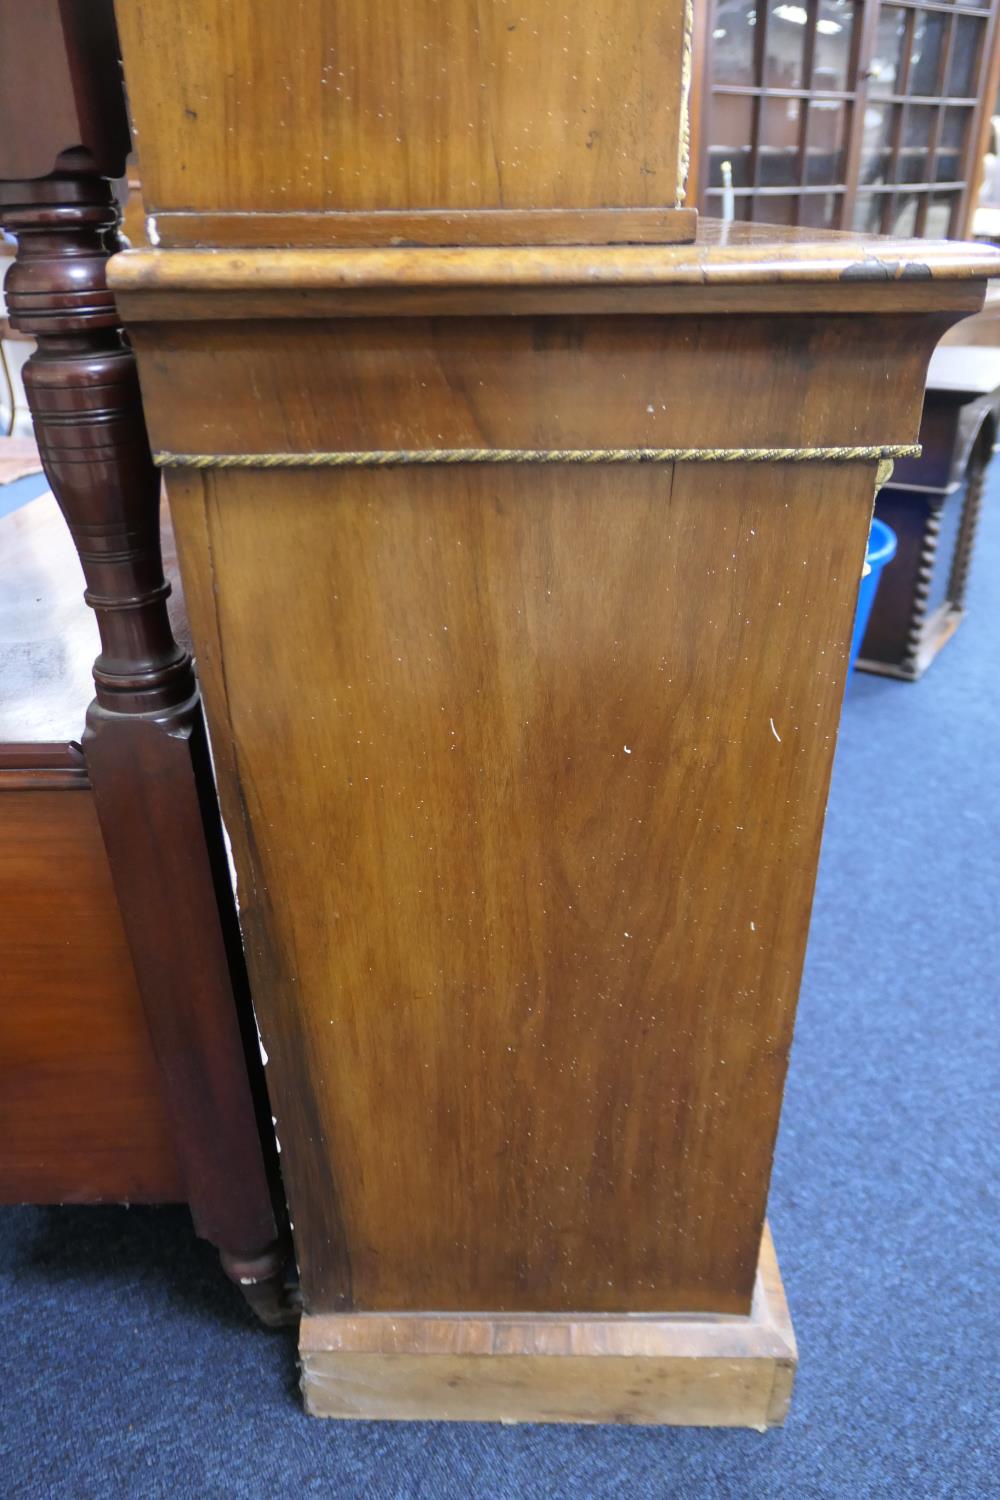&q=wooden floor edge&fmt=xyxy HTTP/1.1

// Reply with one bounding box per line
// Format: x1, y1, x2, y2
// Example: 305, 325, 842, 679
299, 1224, 797, 1427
